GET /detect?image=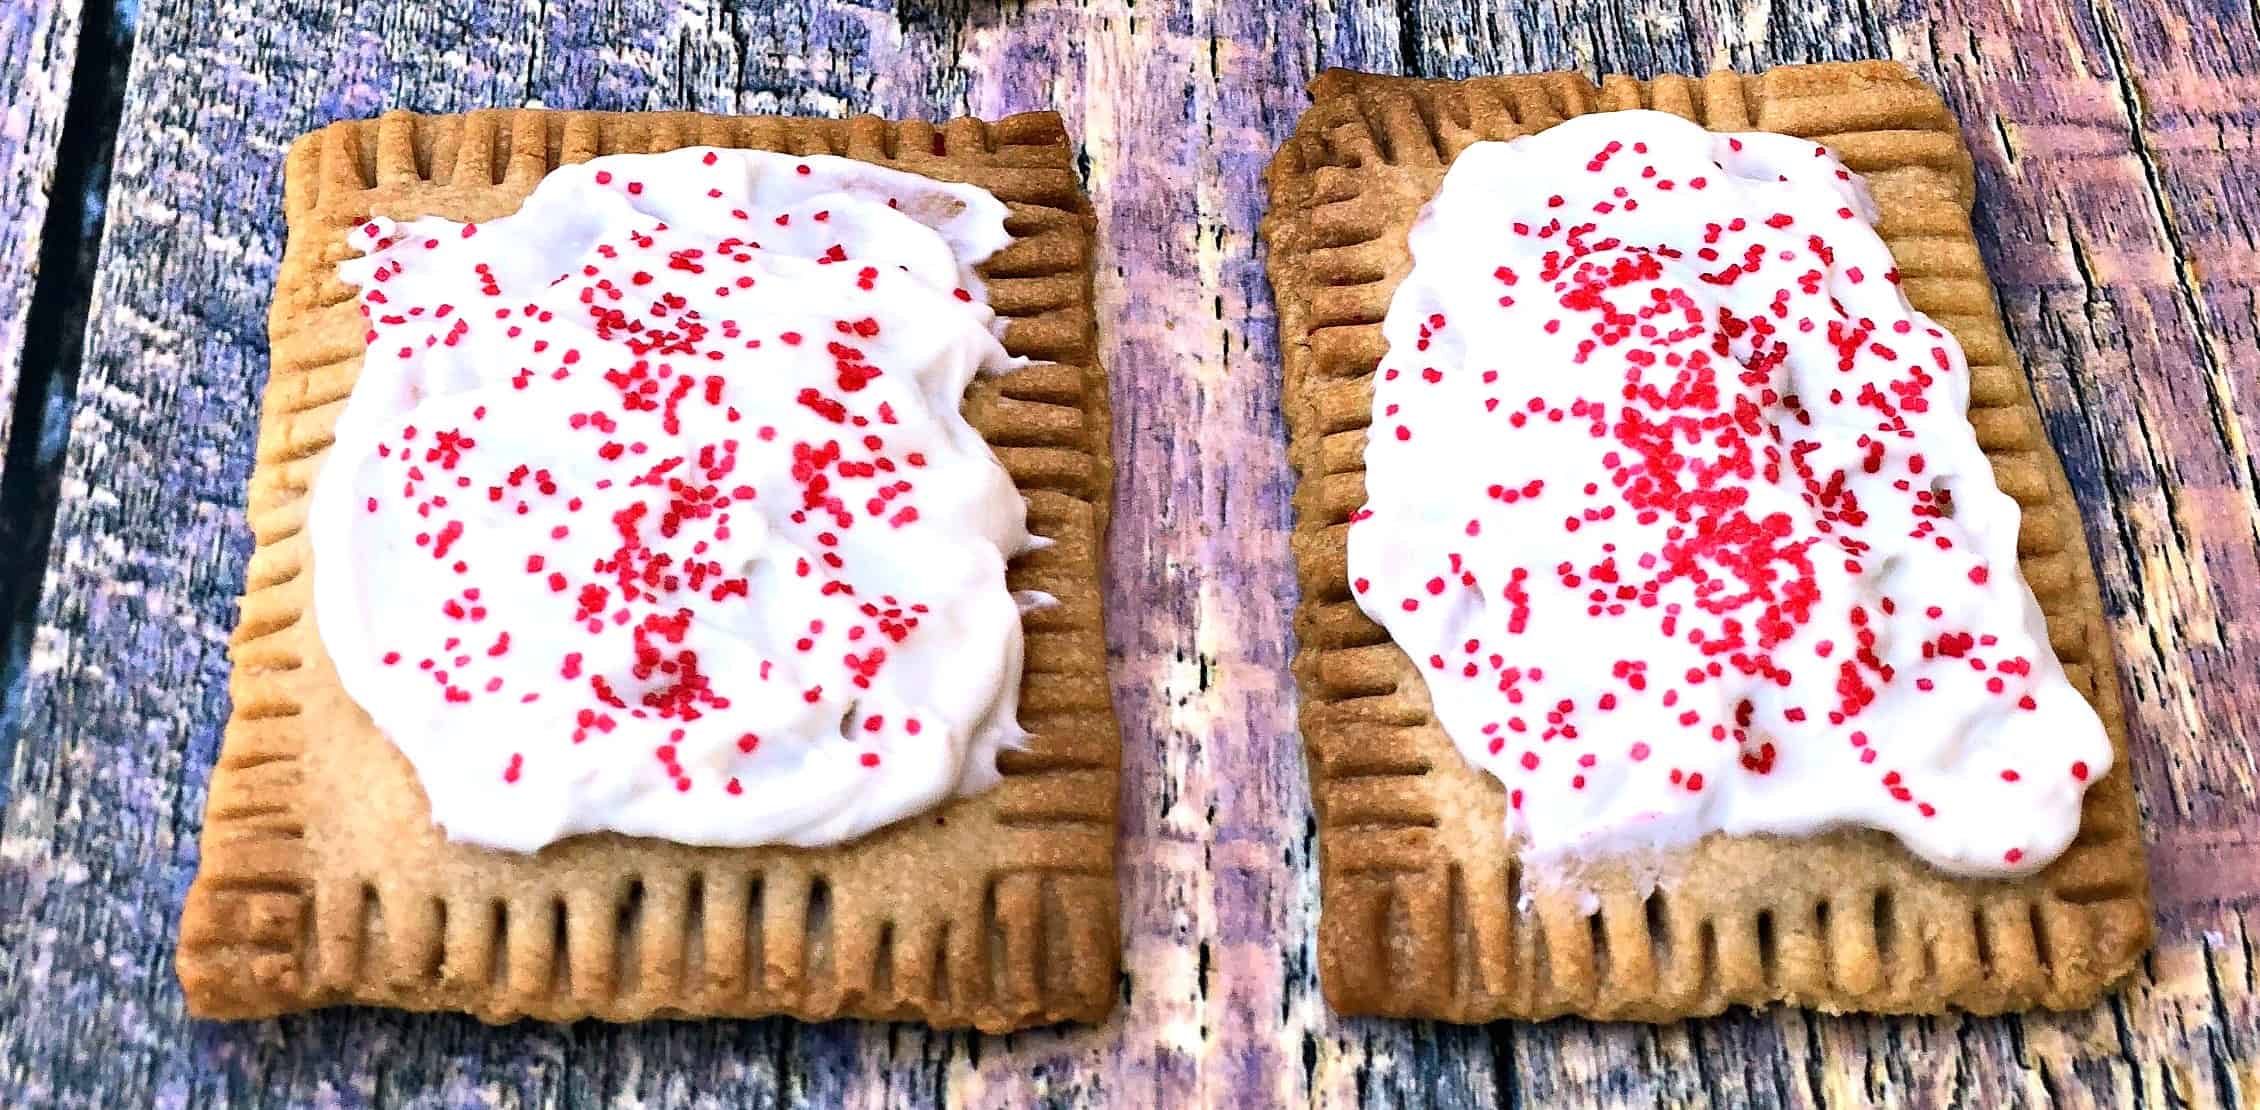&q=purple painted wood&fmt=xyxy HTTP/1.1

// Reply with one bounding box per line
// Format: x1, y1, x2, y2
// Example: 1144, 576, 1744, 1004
0, 0, 2252, 1107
